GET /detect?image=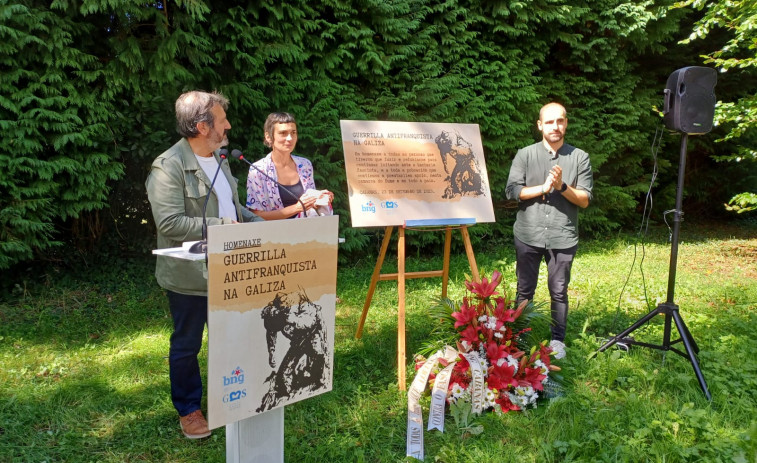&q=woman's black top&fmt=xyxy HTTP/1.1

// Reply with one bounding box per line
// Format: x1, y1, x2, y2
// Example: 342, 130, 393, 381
279, 181, 304, 218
